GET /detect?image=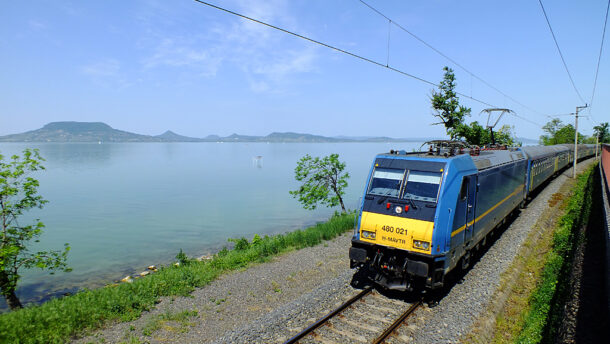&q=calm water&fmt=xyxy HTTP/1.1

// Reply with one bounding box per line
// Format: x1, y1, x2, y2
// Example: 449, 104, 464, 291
0, 142, 424, 307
